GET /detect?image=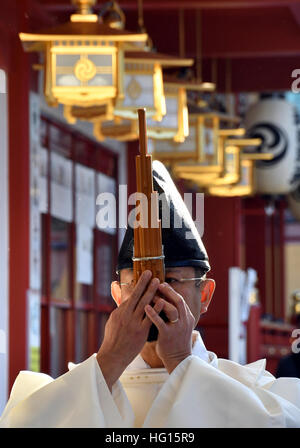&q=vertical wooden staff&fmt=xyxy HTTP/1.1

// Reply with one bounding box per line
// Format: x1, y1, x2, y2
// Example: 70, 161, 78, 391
133, 108, 165, 284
